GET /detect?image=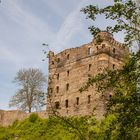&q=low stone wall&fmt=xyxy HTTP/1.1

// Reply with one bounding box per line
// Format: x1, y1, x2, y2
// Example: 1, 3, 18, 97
0, 110, 48, 127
